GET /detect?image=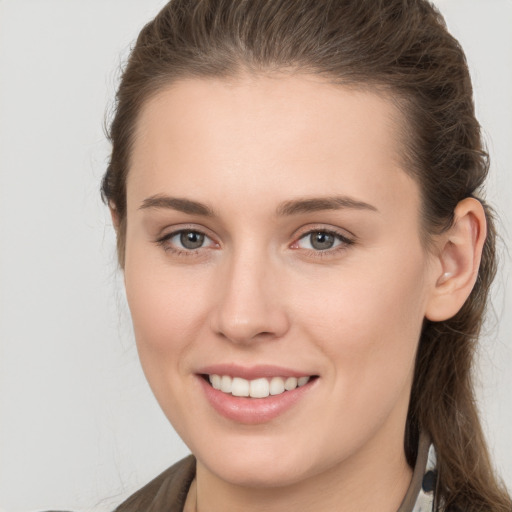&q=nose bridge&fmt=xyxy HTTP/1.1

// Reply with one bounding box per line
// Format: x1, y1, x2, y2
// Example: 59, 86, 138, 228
212, 241, 289, 344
